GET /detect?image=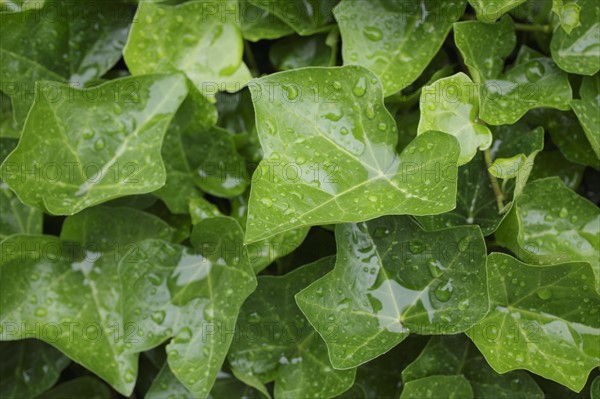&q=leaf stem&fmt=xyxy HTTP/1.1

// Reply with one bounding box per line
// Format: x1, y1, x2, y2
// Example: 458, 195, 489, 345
484, 149, 505, 212
514, 23, 551, 33
244, 40, 259, 76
